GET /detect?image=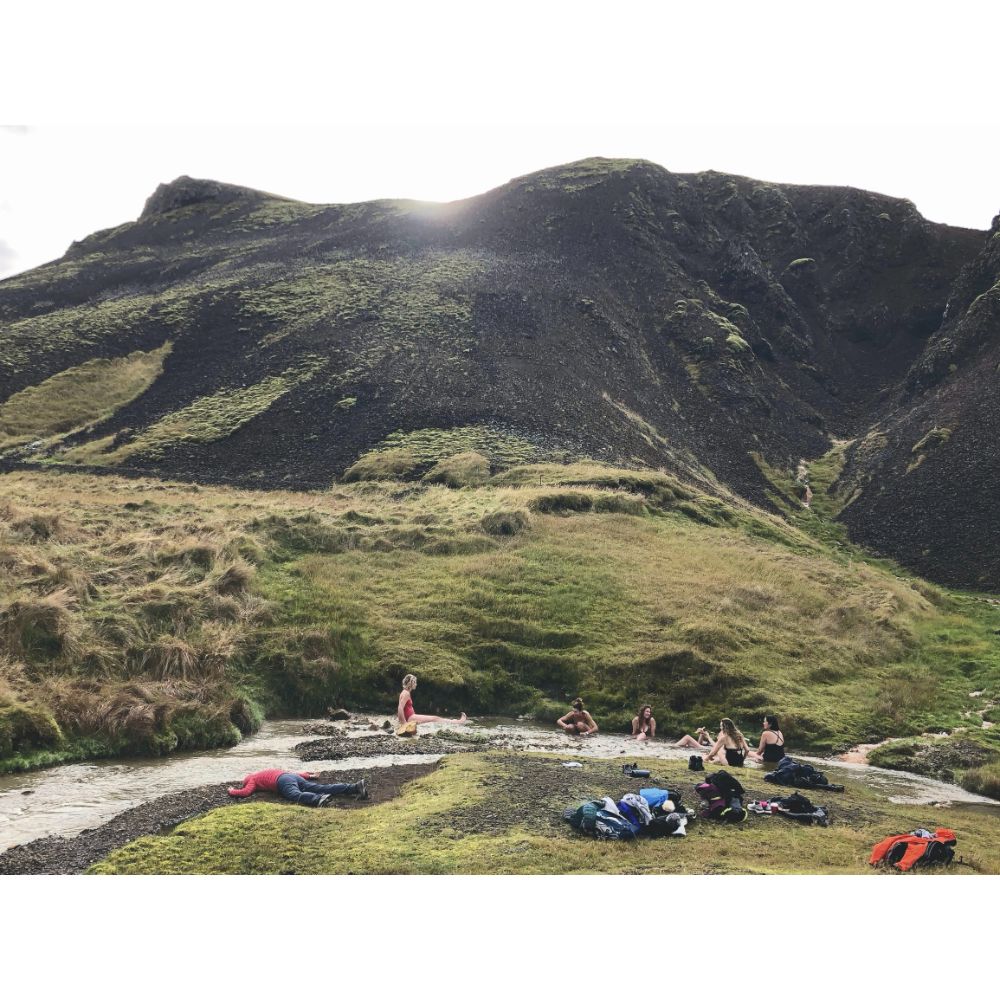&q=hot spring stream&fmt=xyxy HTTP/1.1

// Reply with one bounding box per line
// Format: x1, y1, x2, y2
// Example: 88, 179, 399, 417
2, 717, 996, 853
